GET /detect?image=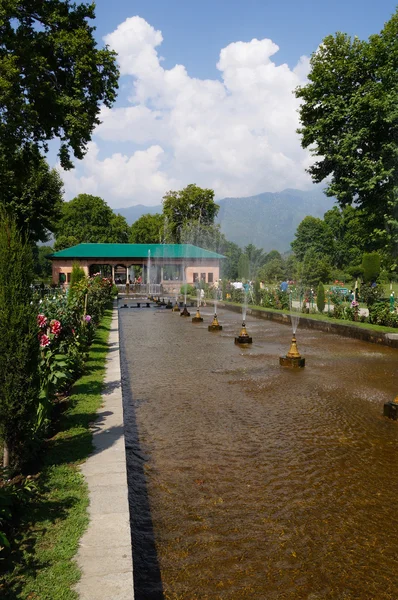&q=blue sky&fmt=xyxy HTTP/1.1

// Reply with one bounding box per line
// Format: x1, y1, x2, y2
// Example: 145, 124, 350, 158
60, 1, 398, 207
93, 0, 397, 77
